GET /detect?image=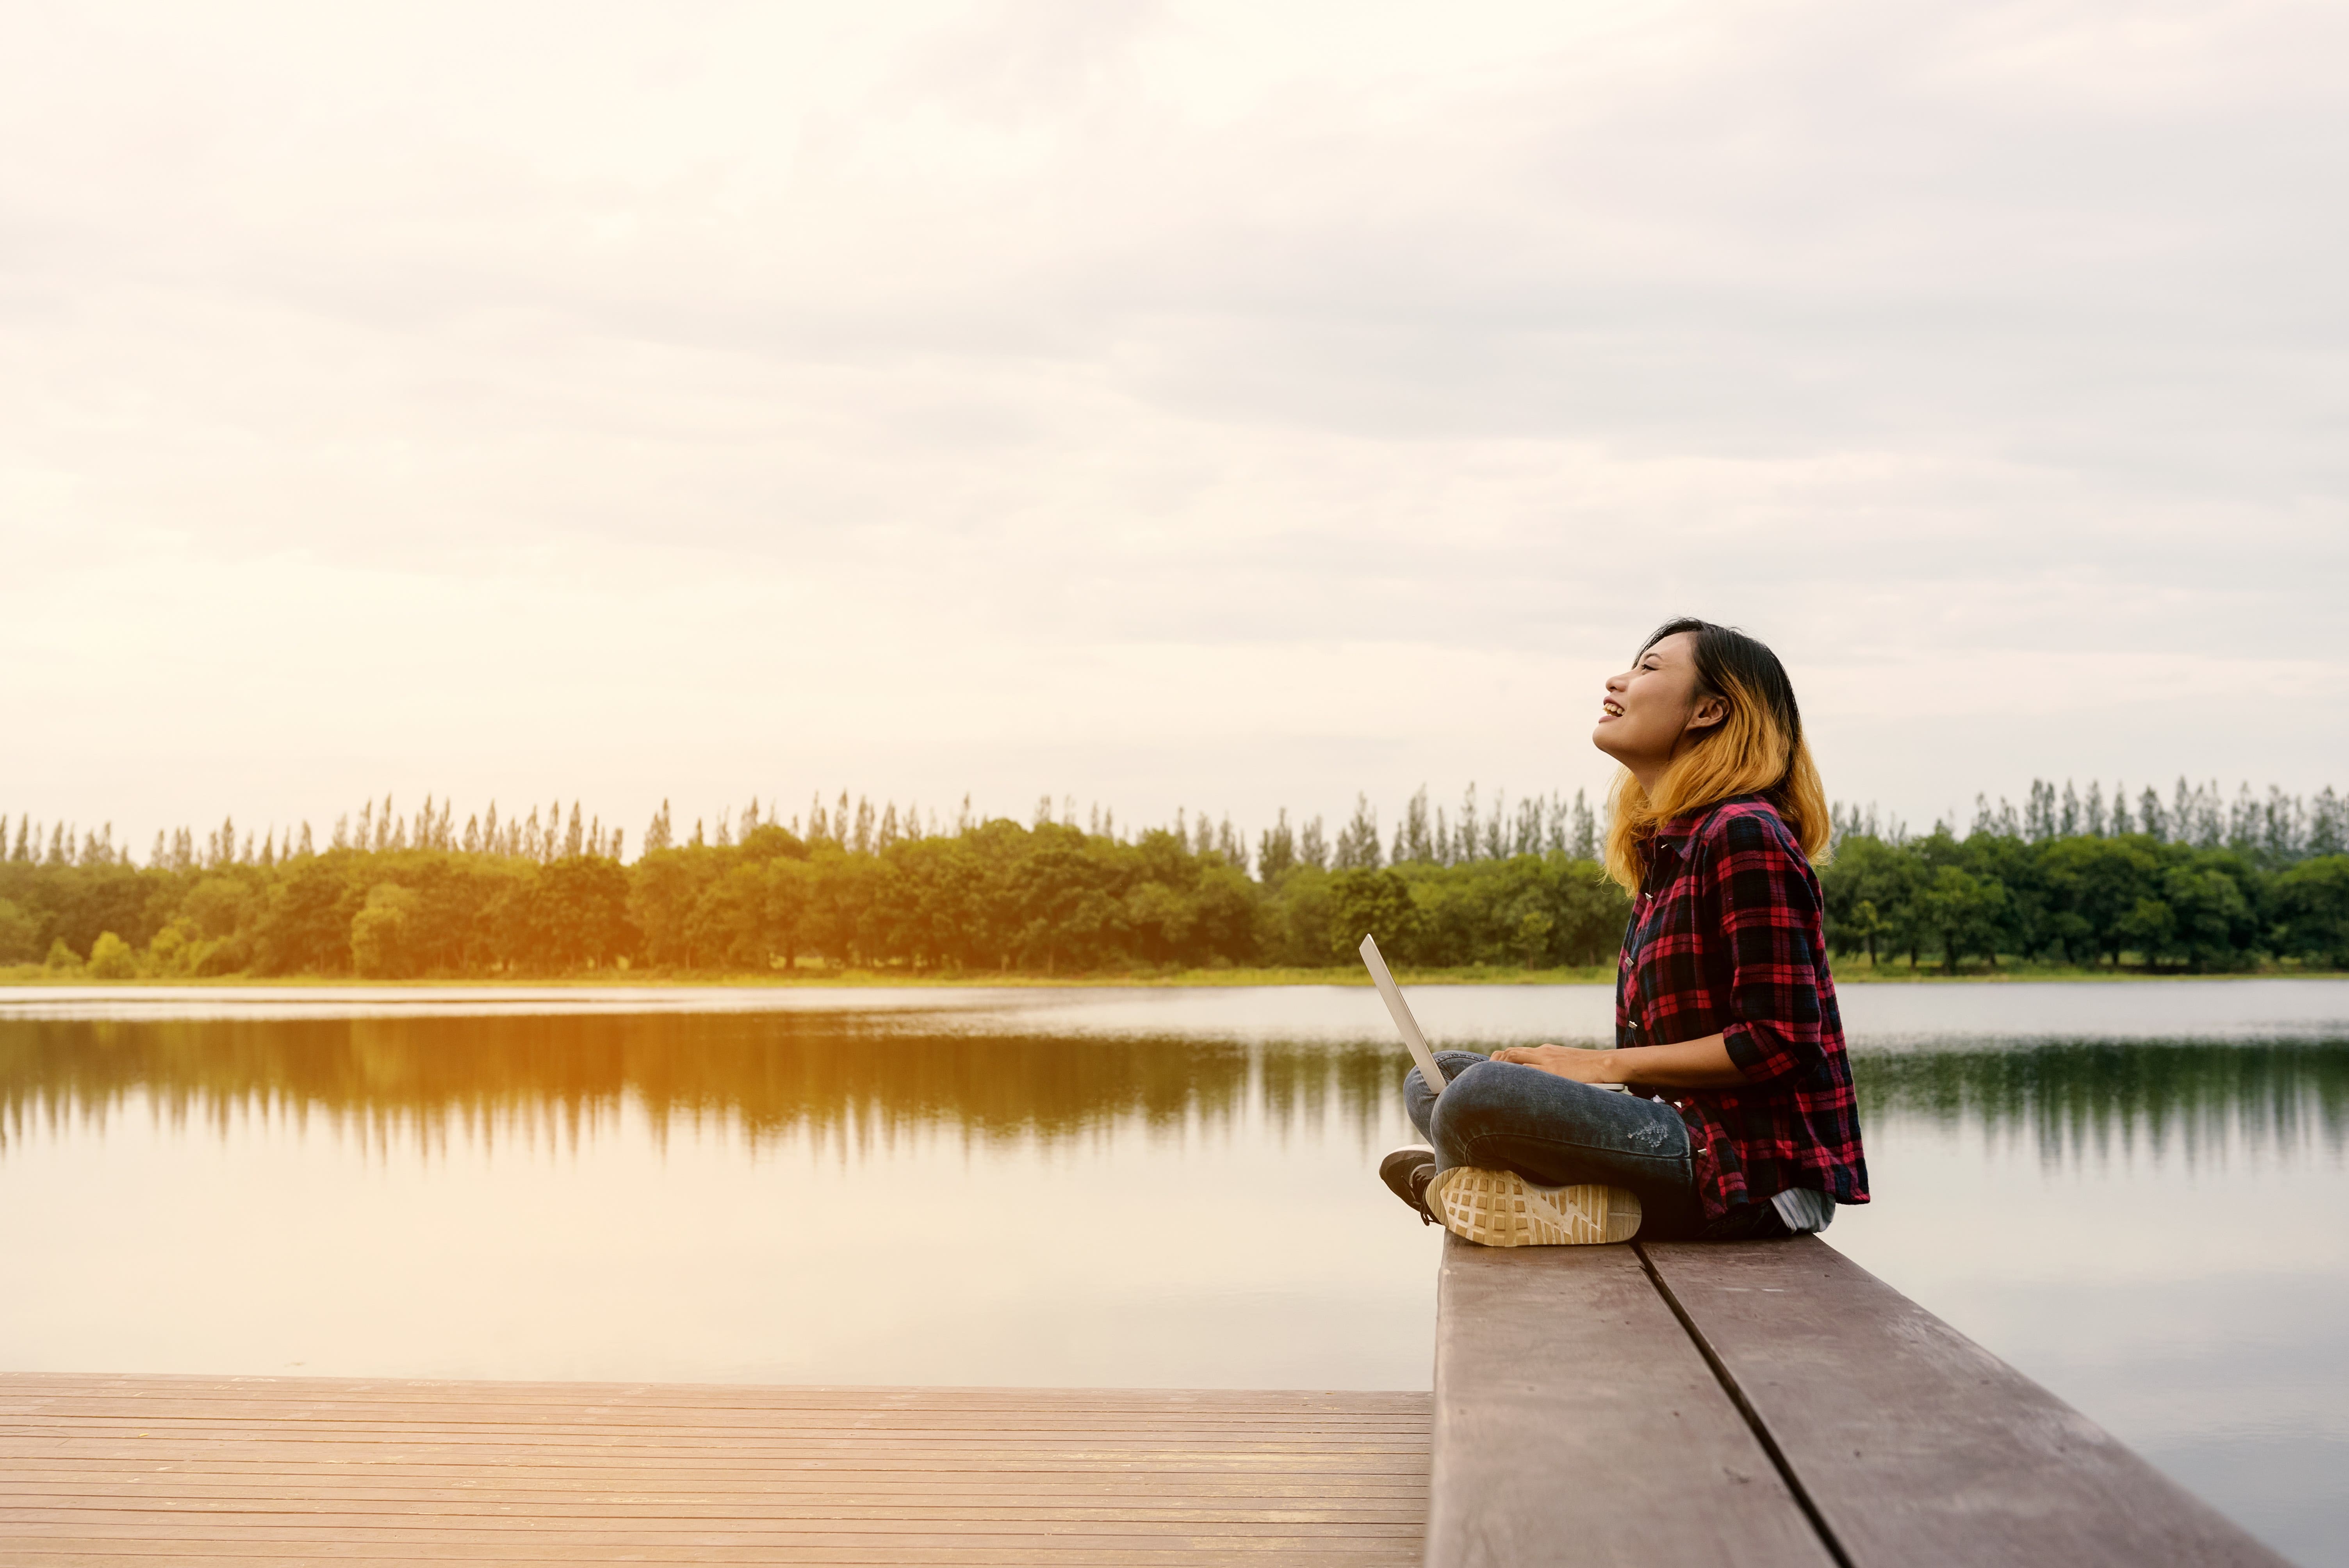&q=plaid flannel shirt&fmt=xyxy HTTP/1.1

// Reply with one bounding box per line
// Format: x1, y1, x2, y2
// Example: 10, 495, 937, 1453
1617, 795, 1870, 1221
